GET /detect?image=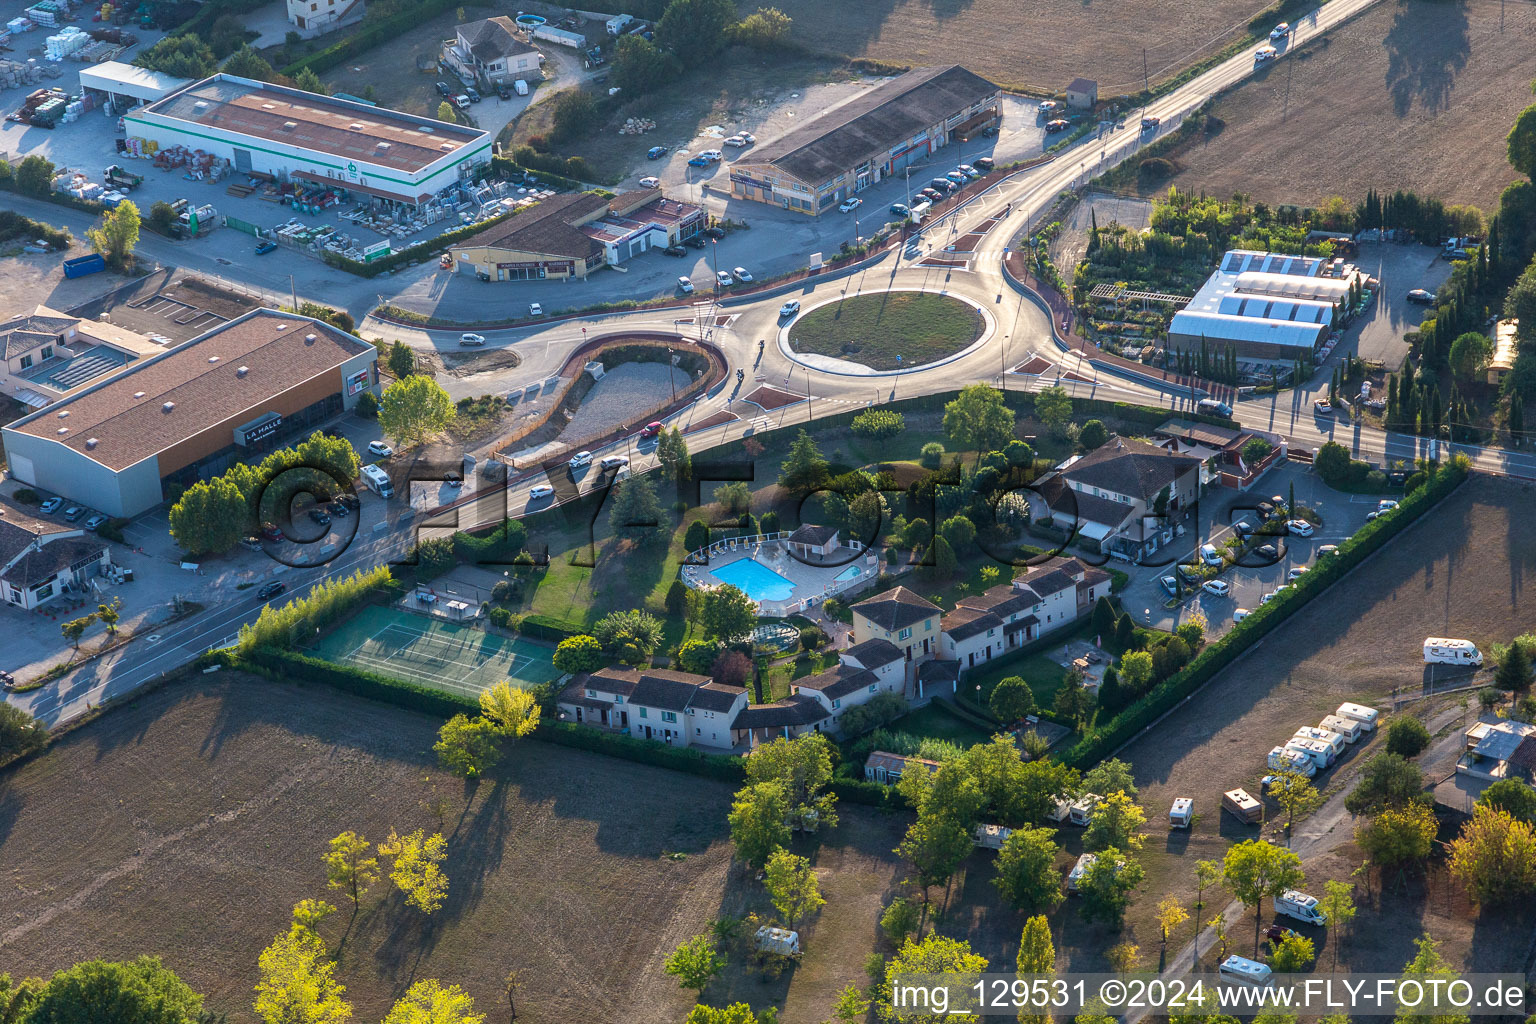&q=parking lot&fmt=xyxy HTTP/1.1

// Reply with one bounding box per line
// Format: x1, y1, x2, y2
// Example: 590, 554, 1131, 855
1120, 461, 1384, 637
1330, 238, 1452, 370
